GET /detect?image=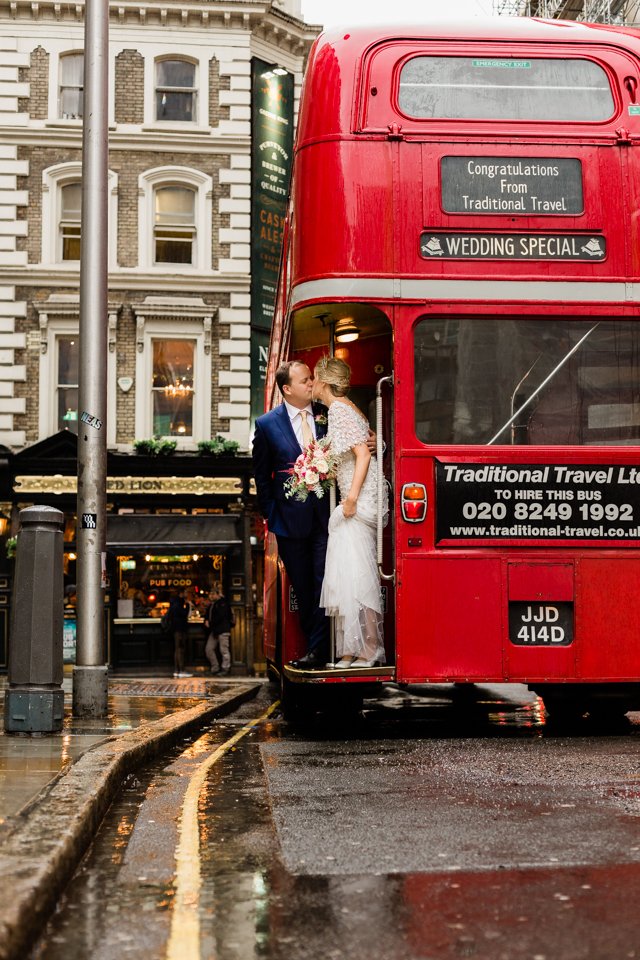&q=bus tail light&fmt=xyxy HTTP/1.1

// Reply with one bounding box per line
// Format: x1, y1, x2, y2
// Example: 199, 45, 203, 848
401, 483, 427, 522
